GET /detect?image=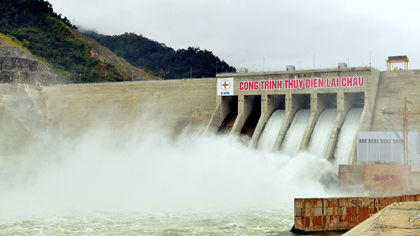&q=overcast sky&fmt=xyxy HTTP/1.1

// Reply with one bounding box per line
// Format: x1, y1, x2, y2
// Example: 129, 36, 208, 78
48, 0, 420, 72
